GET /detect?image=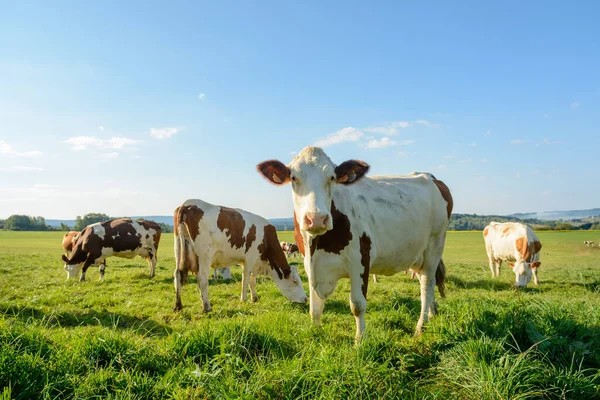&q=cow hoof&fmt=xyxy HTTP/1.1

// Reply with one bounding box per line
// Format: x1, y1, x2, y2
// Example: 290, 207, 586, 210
251, 295, 259, 303
202, 303, 212, 313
